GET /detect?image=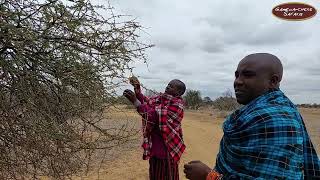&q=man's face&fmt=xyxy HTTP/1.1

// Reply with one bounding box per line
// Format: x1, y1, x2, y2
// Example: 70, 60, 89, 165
165, 80, 180, 97
234, 59, 271, 105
